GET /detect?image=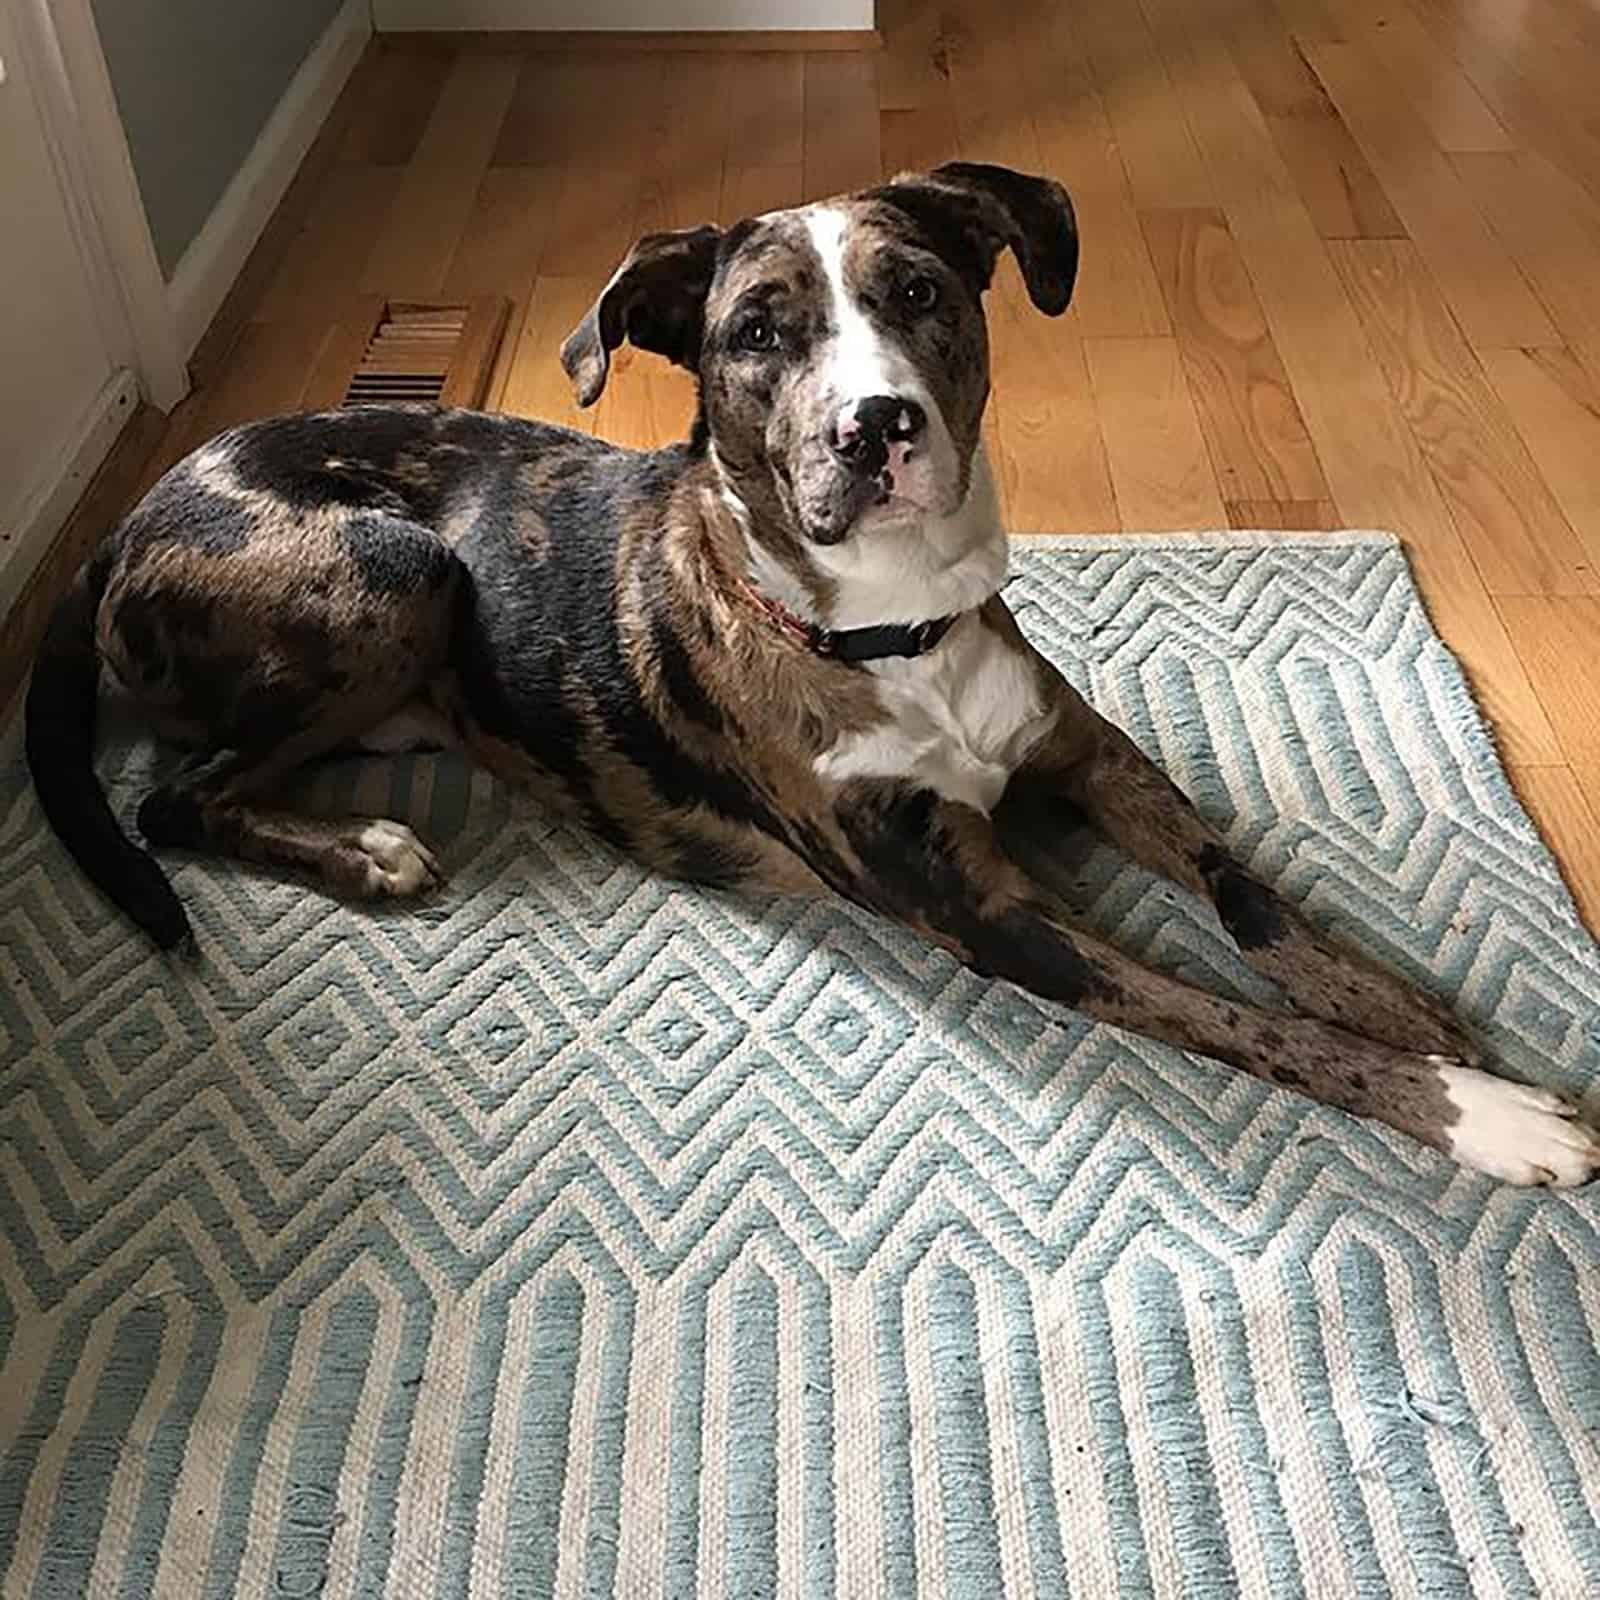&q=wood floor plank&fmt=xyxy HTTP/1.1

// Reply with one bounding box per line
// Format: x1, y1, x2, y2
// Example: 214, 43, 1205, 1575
721, 53, 805, 221
338, 42, 453, 166
258, 164, 403, 324
1574, 767, 1600, 887
1225, 498, 1342, 530
939, 0, 1044, 174
541, 57, 665, 277
1438, 0, 1600, 143
1261, 0, 1347, 43
1328, 238, 1597, 597
1479, 346, 1600, 581
1073, 4, 1213, 209
1141, 206, 1329, 503
300, 295, 385, 410
1302, 40, 1557, 349
1531, 0, 1600, 55
1403, 0, 1600, 215
879, 104, 961, 178
498, 276, 599, 433
591, 346, 698, 451
484, 296, 532, 413
492, 53, 602, 168
443, 166, 558, 301
1511, 765, 1600, 936
986, 267, 1119, 534
1020, 6, 1171, 338
1227, 14, 1405, 239
1451, 150, 1600, 357
802, 54, 880, 200
721, 165, 805, 226
649, 53, 733, 232
726, 53, 805, 175
1342, 5, 1512, 153
1083, 335, 1227, 530
361, 53, 521, 299
876, 0, 947, 113
1494, 597, 1600, 768
1400, 546, 1564, 767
